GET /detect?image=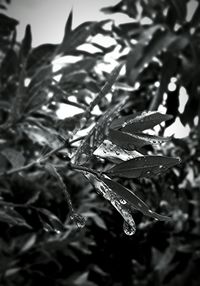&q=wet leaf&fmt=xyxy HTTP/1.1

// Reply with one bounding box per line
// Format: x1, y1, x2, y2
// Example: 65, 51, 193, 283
102, 178, 171, 221
110, 111, 173, 132
93, 139, 143, 163
106, 155, 181, 178
108, 129, 170, 150
72, 97, 128, 164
